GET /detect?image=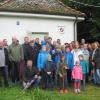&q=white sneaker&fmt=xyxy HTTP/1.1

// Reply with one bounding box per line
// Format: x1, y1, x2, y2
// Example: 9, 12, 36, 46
75, 89, 78, 93
77, 89, 81, 93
